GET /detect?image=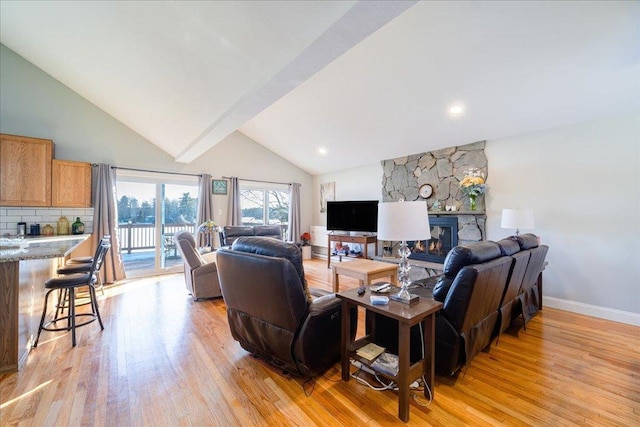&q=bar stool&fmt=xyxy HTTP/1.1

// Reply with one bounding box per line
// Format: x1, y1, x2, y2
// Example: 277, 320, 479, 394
65, 235, 110, 265
58, 235, 111, 293
54, 236, 110, 319
34, 239, 110, 347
